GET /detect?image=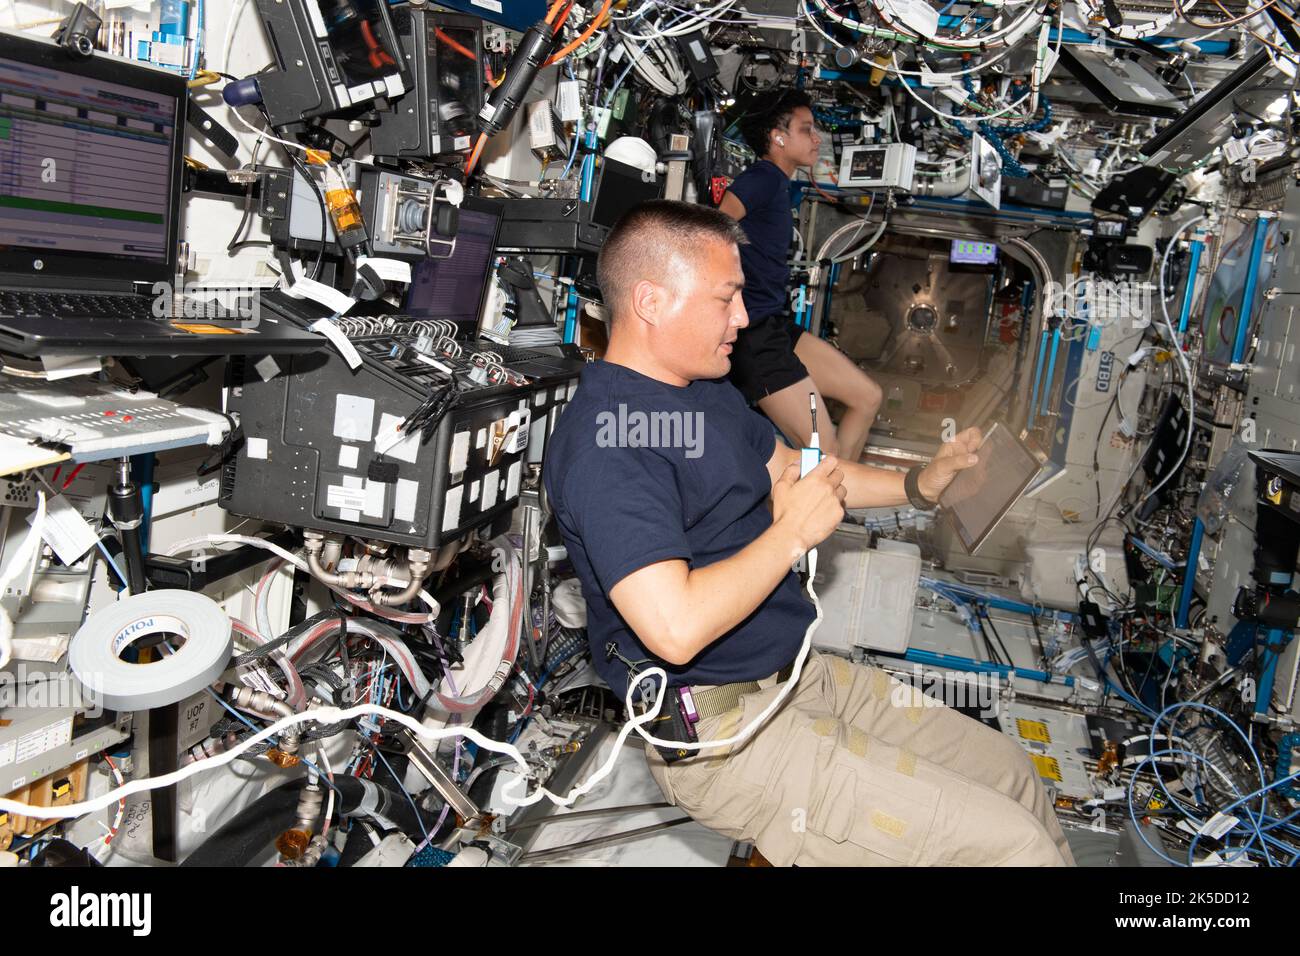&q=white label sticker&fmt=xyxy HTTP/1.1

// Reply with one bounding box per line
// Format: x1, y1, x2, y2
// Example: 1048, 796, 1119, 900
326, 484, 368, 512
338, 444, 359, 469
362, 479, 387, 518
333, 394, 375, 442
1199, 812, 1240, 840
556, 80, 582, 123
375, 412, 422, 464
356, 255, 413, 284
481, 469, 499, 511
450, 430, 471, 473
394, 478, 420, 523
469, 480, 480, 503
0, 739, 16, 769
33, 493, 99, 566
442, 484, 464, 532
310, 318, 363, 369
920, 67, 953, 88
506, 461, 522, 500
508, 409, 531, 453
247, 436, 269, 460
475, 427, 487, 449
472, 0, 503, 10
